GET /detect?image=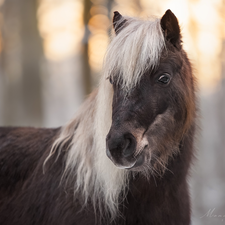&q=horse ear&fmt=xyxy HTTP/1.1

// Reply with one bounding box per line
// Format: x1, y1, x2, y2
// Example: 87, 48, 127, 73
113, 11, 127, 35
161, 9, 181, 49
